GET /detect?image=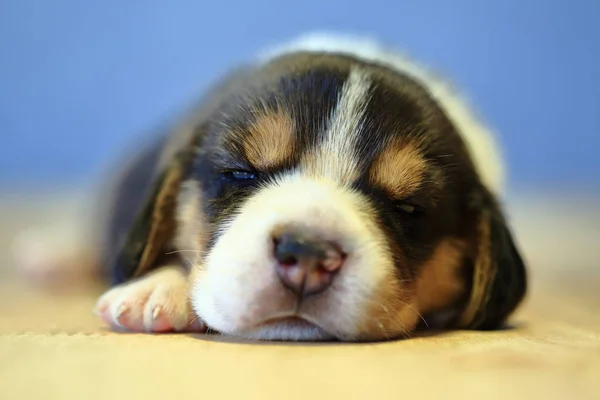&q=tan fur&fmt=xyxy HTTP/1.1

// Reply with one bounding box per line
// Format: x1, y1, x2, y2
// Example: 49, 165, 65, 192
456, 212, 495, 327
416, 239, 466, 315
358, 275, 419, 340
369, 140, 427, 199
174, 180, 208, 267
137, 163, 184, 277
243, 109, 296, 169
